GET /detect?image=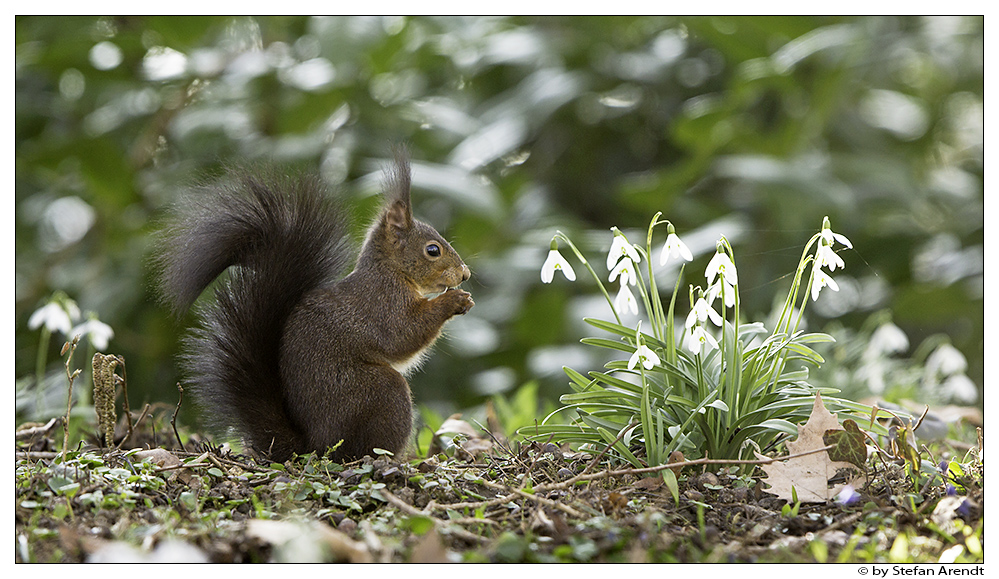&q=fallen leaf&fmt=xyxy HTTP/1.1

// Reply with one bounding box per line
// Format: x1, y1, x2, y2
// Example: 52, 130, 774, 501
246, 519, 372, 563
603, 491, 629, 512
757, 393, 867, 502
823, 419, 867, 469
428, 414, 493, 460
667, 450, 686, 477
633, 476, 663, 491
133, 448, 181, 469
408, 529, 449, 563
